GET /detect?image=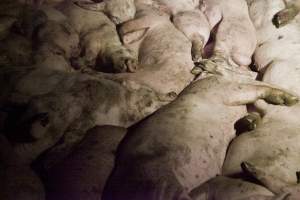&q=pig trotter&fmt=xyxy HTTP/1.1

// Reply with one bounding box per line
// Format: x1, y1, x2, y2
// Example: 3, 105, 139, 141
273, 6, 299, 28
235, 112, 261, 134
263, 89, 298, 106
